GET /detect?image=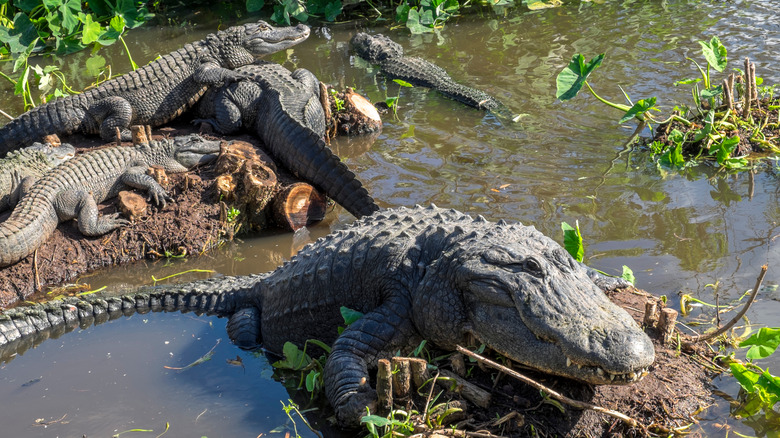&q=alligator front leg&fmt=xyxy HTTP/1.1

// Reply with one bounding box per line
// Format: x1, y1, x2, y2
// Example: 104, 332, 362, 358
120, 166, 173, 208
324, 299, 416, 426
59, 190, 131, 236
